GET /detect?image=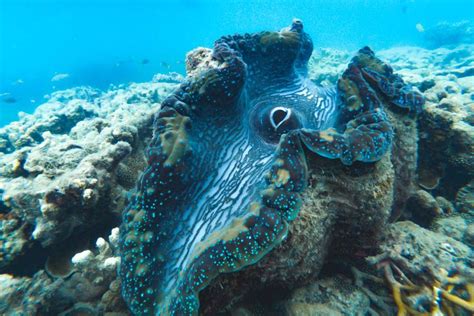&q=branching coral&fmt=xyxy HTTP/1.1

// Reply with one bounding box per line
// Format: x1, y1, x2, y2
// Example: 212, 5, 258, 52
355, 257, 474, 316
